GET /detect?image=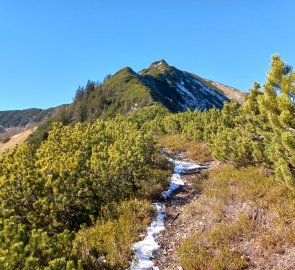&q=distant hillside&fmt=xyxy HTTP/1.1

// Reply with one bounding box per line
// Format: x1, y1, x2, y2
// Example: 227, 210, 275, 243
0, 108, 54, 129
139, 60, 238, 112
